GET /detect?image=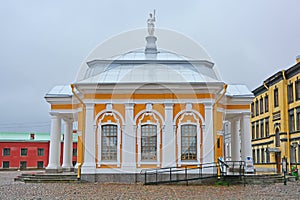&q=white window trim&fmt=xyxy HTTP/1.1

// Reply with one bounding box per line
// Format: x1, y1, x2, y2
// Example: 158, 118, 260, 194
177, 112, 201, 167
97, 112, 121, 167
137, 113, 161, 167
